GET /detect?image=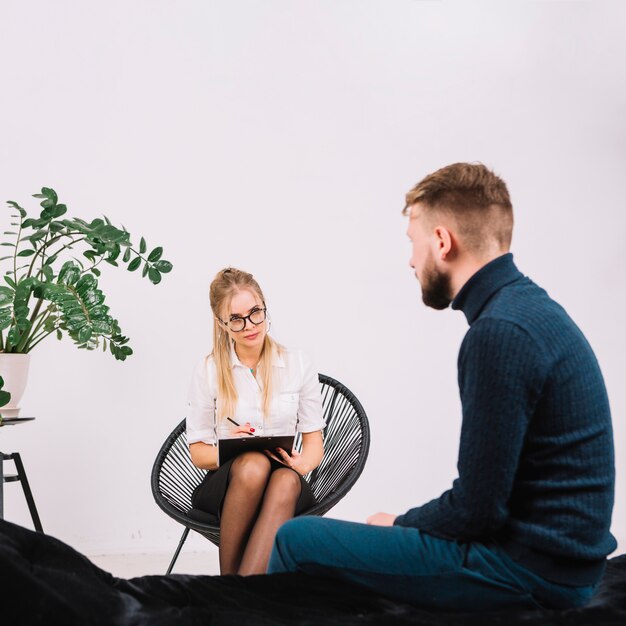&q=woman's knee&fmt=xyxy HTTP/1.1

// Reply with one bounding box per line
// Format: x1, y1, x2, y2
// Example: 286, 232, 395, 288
265, 468, 302, 504
230, 452, 271, 486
